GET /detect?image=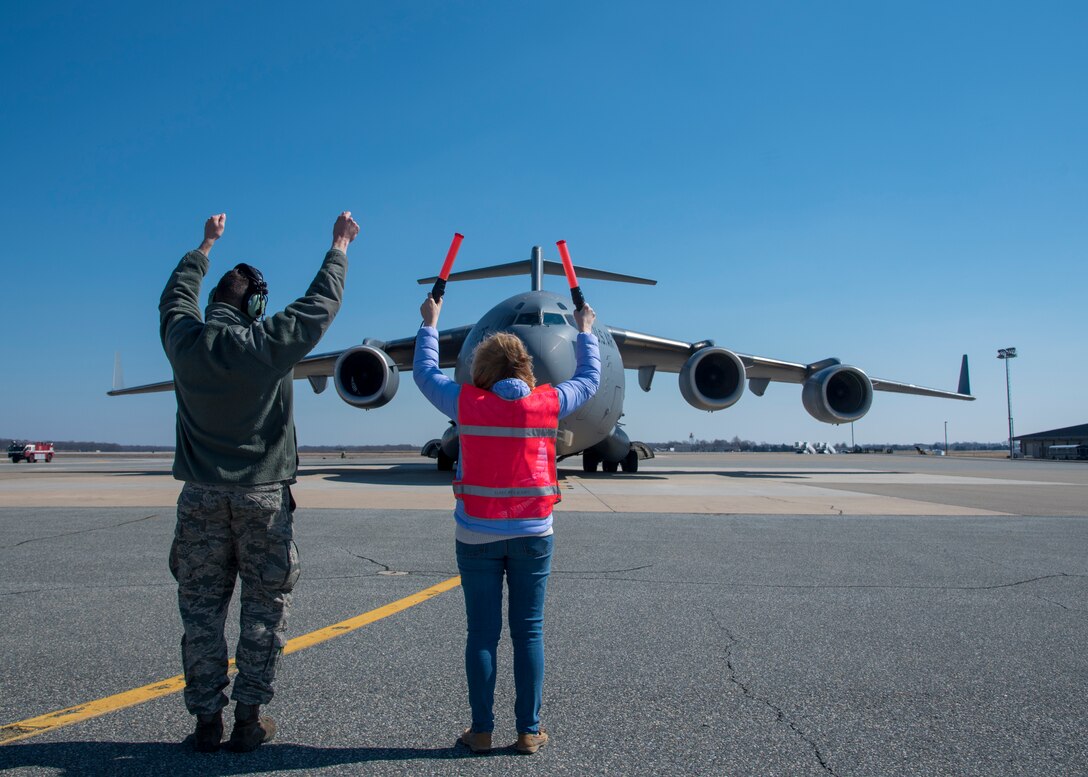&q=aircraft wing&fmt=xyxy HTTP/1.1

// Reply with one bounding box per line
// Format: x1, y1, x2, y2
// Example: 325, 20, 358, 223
607, 325, 974, 401
107, 325, 474, 397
